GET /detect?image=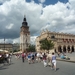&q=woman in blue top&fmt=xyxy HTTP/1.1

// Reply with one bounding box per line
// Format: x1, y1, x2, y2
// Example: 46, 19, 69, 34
27, 53, 31, 64
51, 52, 56, 71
